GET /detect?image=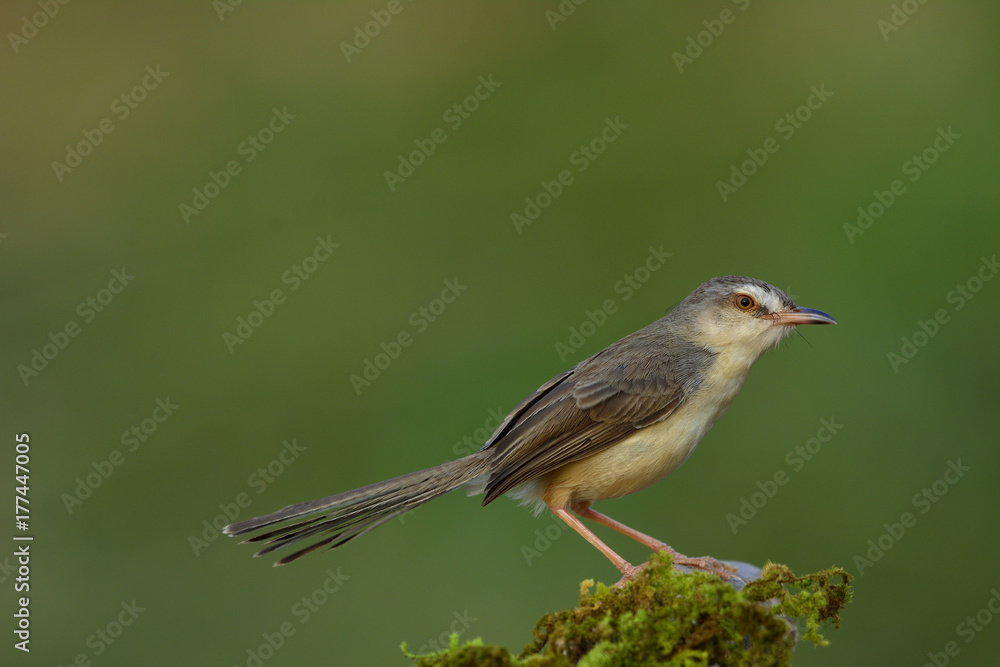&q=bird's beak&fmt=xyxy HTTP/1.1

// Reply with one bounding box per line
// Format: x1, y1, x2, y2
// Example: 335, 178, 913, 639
760, 307, 837, 326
